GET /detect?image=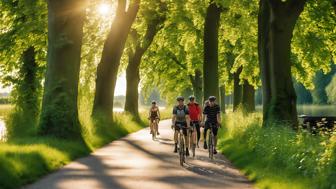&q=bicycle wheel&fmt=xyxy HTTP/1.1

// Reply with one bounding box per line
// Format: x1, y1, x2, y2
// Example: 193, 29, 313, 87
191, 128, 196, 157
209, 131, 214, 160
179, 134, 184, 166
